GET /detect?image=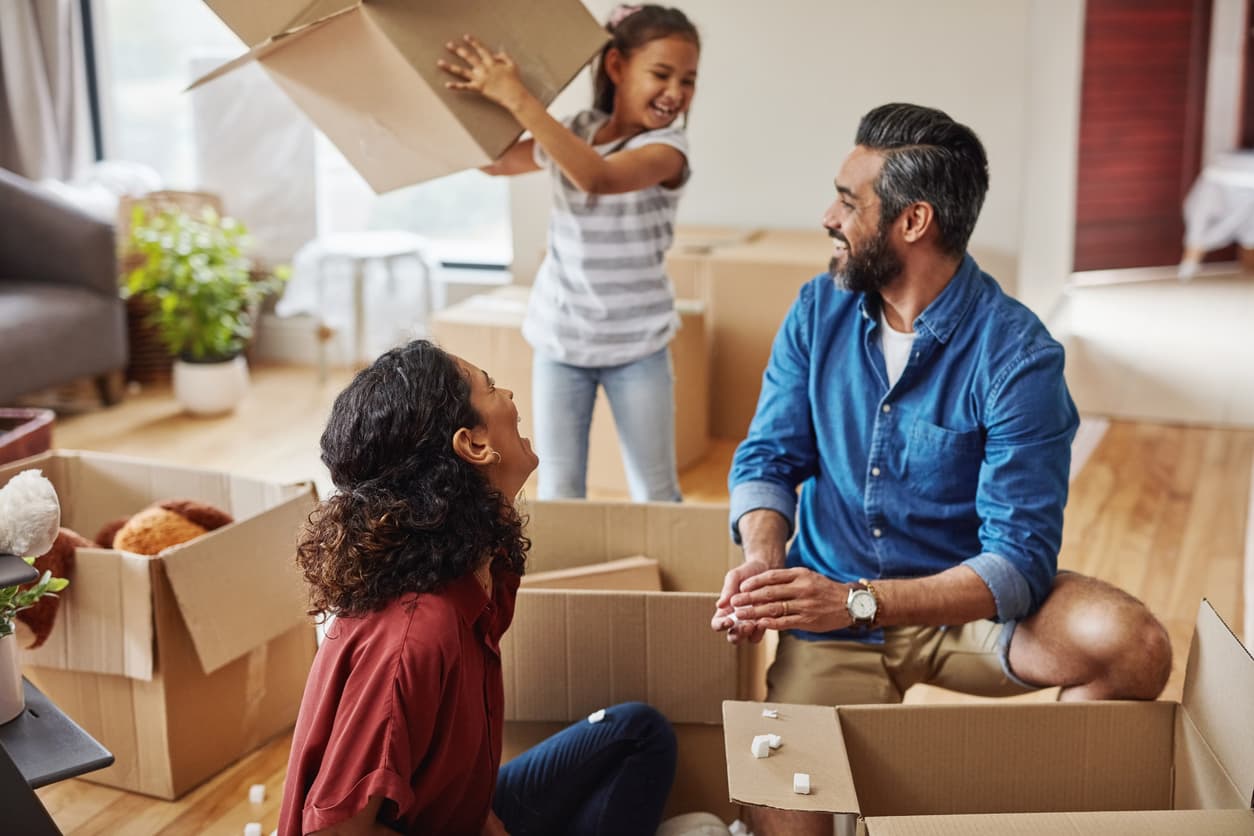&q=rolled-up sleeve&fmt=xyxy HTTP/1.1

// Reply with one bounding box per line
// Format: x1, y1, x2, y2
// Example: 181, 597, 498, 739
969, 344, 1079, 620
729, 280, 820, 543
